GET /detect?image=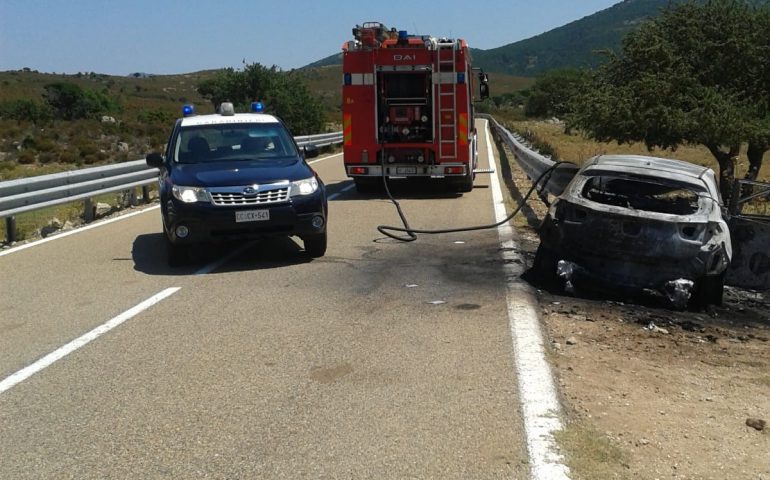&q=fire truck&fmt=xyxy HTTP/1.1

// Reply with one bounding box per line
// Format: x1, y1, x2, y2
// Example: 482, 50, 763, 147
341, 22, 489, 193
